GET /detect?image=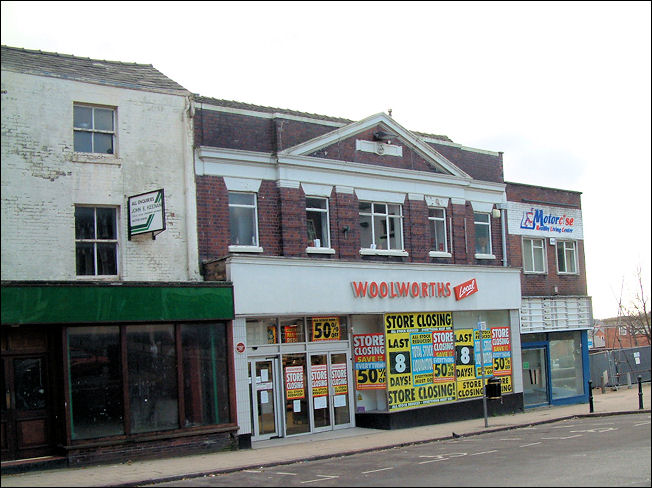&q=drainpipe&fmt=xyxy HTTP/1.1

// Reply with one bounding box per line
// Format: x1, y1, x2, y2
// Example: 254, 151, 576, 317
499, 203, 508, 267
